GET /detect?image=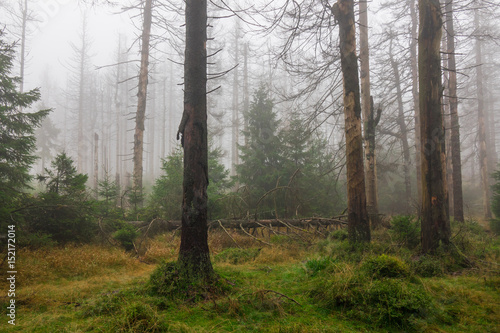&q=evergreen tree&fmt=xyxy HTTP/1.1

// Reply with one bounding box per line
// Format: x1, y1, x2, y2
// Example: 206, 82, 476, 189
238, 85, 284, 217
0, 30, 50, 198
149, 146, 232, 220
